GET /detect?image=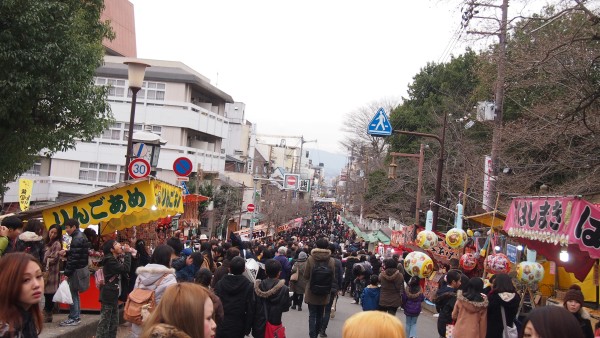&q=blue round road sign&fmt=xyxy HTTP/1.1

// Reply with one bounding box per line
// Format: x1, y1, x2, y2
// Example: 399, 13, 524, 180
173, 157, 193, 176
